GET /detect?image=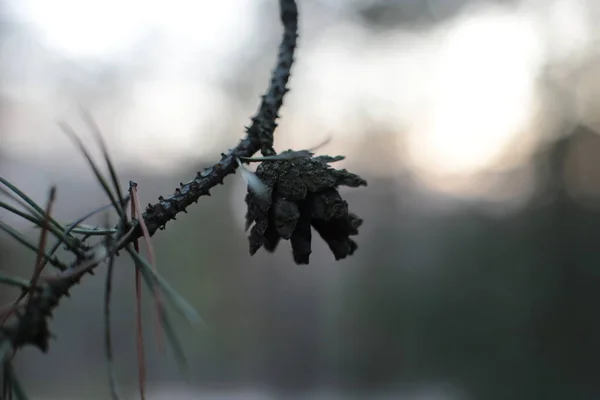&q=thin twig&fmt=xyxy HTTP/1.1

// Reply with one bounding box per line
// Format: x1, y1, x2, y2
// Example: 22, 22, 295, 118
103, 216, 121, 400
27, 187, 56, 307
130, 182, 164, 352
0, 0, 299, 363
130, 185, 146, 400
